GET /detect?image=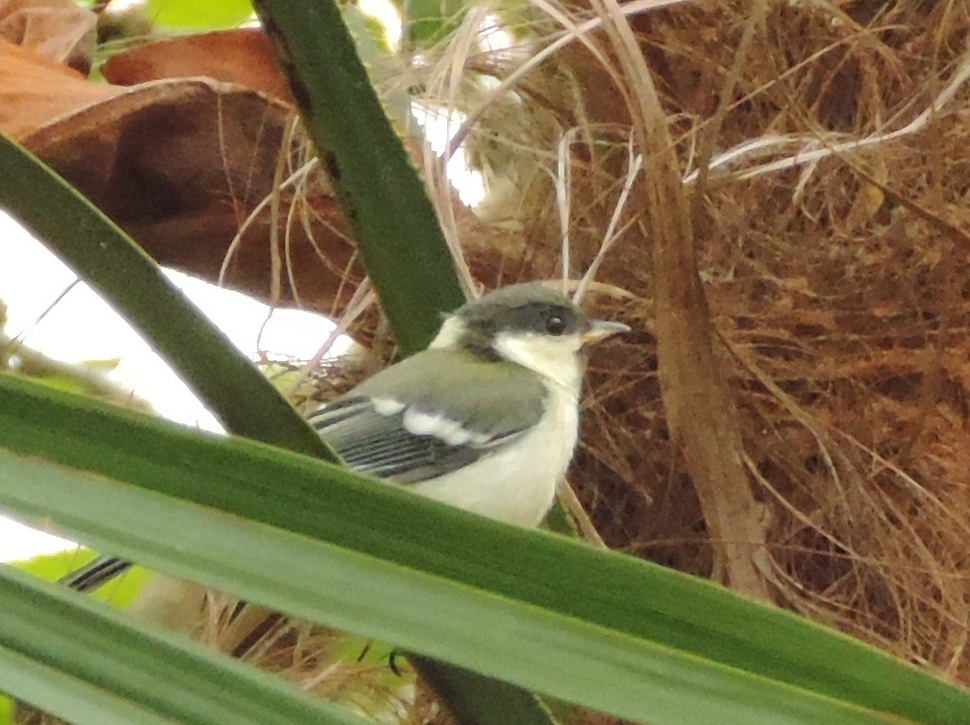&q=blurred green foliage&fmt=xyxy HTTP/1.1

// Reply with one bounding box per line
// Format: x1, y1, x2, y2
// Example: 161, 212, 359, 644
145, 0, 253, 29
14, 549, 152, 609
400, 0, 468, 46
